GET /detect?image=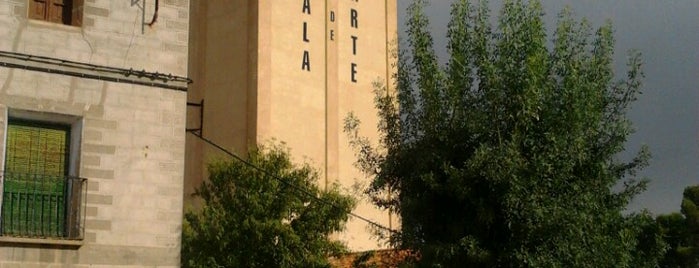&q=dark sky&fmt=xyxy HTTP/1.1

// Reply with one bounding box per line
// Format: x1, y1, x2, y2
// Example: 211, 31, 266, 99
397, 0, 699, 215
